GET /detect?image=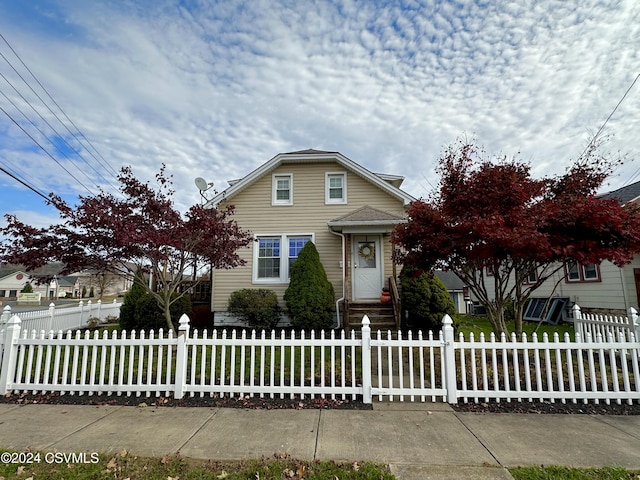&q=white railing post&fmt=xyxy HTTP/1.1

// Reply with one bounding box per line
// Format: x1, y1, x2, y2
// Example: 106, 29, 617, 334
442, 314, 457, 404
629, 307, 639, 341
572, 304, 582, 339
174, 314, 191, 400
361, 315, 372, 404
1, 305, 11, 325
97, 299, 102, 321
0, 315, 21, 395
48, 303, 55, 333
86, 300, 92, 327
